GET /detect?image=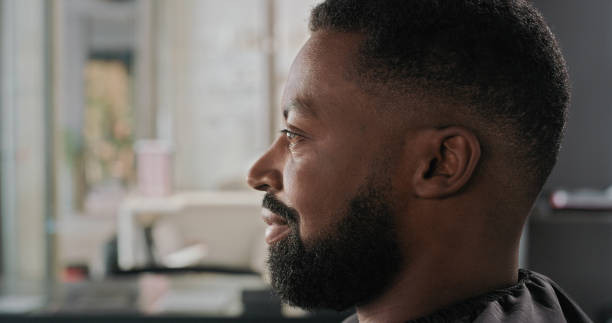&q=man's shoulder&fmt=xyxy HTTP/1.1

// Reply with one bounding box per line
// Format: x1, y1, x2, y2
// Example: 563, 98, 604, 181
473, 269, 592, 323
343, 269, 592, 323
